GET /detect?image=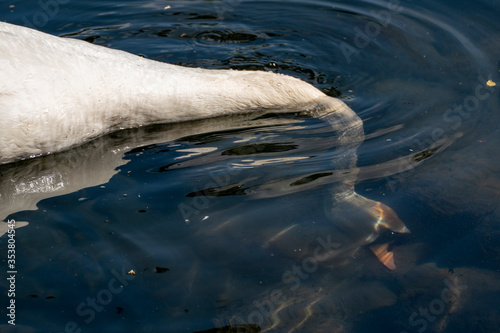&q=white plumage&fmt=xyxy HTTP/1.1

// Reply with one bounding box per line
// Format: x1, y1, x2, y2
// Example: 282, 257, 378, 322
0, 22, 349, 164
